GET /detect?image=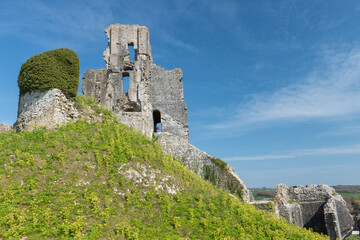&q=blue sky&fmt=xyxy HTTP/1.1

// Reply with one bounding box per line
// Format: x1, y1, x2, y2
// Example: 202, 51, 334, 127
1, 0, 360, 187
